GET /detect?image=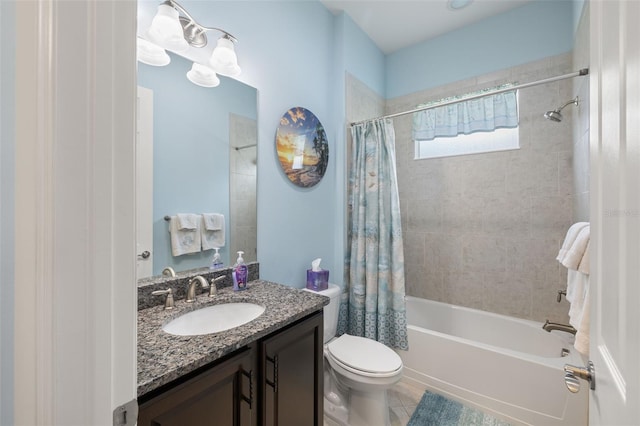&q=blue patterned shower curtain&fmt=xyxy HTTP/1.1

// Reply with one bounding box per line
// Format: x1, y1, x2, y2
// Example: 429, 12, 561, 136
337, 118, 408, 350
